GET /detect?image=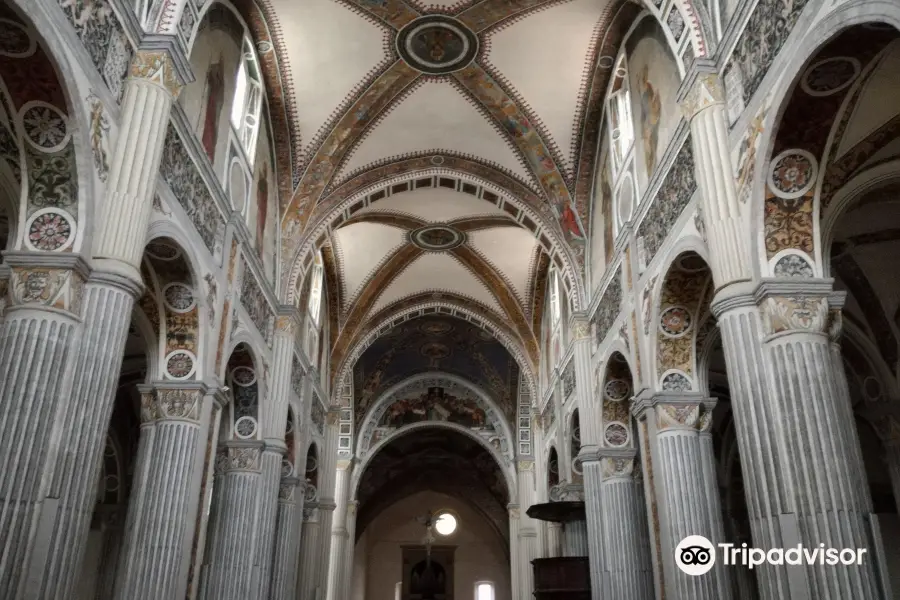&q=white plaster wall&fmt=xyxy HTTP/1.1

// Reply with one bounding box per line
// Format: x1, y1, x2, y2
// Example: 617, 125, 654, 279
360, 491, 510, 600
